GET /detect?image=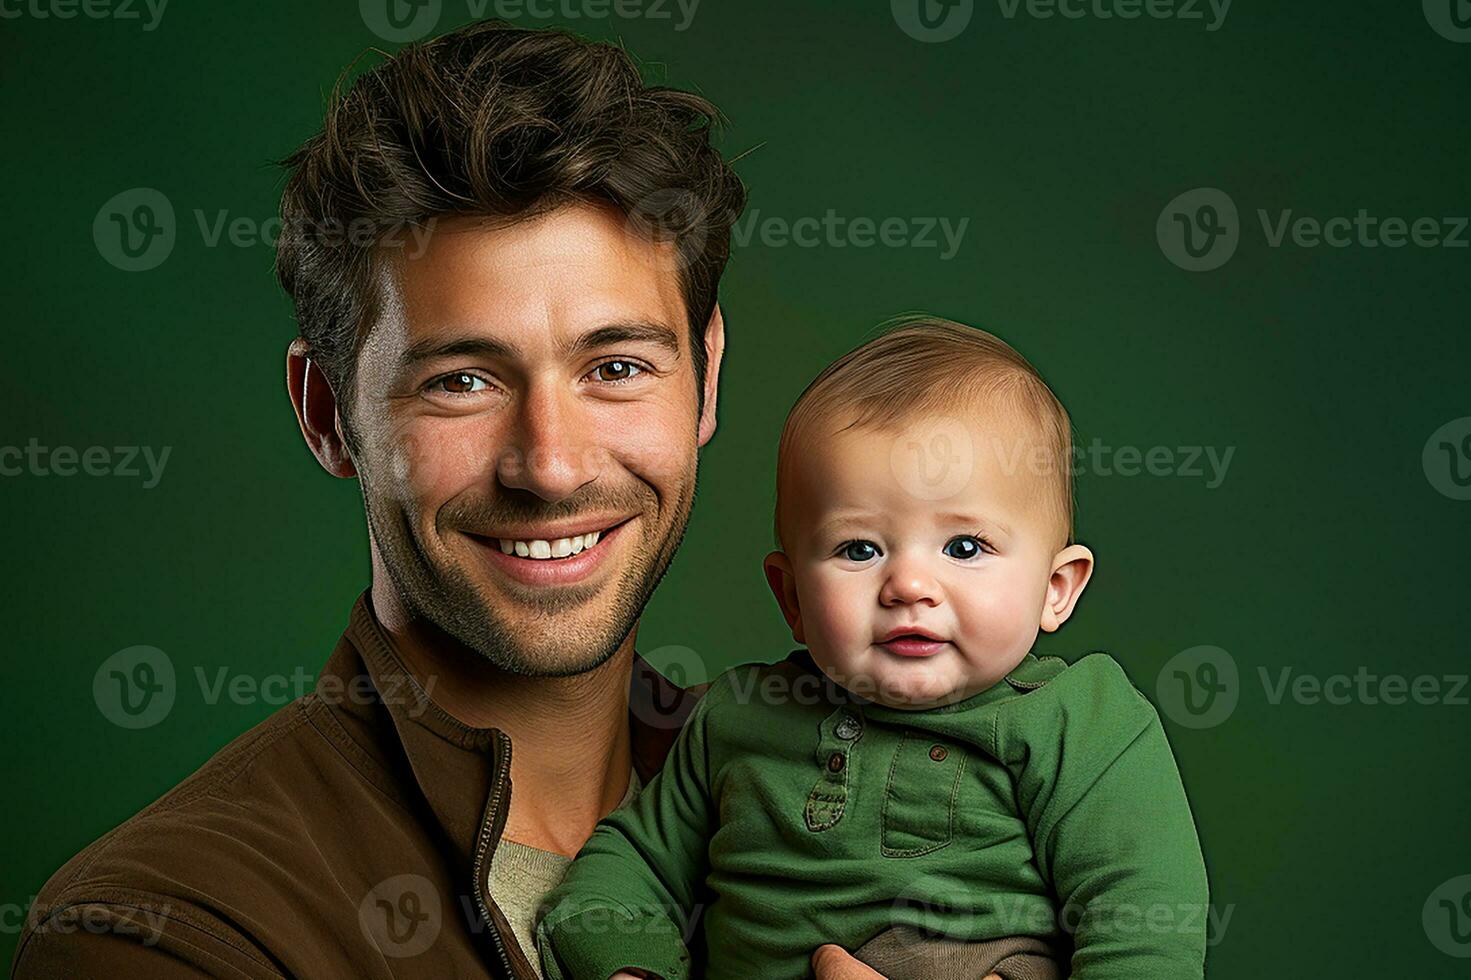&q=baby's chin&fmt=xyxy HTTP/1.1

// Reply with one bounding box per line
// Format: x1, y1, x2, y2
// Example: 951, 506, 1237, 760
811, 654, 977, 711
813, 646, 1023, 710
865, 673, 976, 711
